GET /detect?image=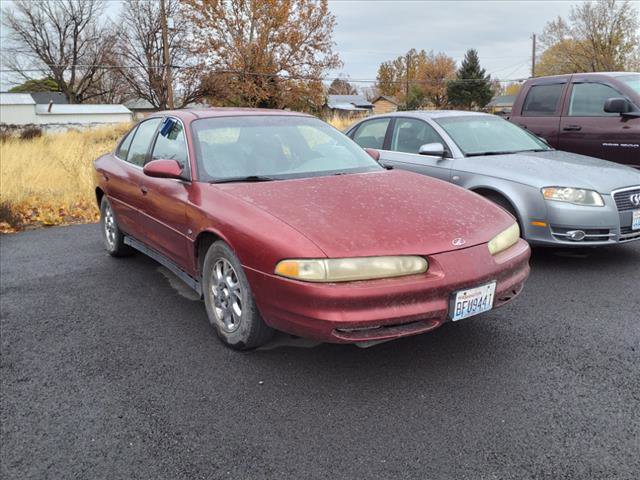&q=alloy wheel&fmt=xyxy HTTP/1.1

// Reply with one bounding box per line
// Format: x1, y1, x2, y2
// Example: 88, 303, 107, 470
210, 258, 243, 333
